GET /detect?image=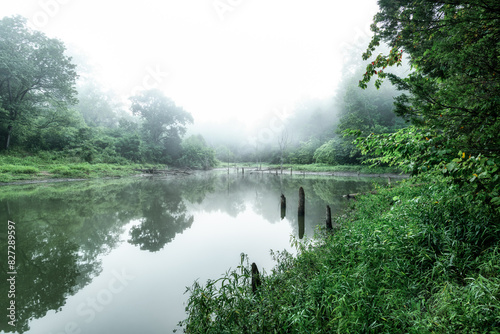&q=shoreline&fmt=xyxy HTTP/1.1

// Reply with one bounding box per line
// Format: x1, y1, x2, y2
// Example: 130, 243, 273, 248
213, 167, 408, 179
0, 168, 409, 186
